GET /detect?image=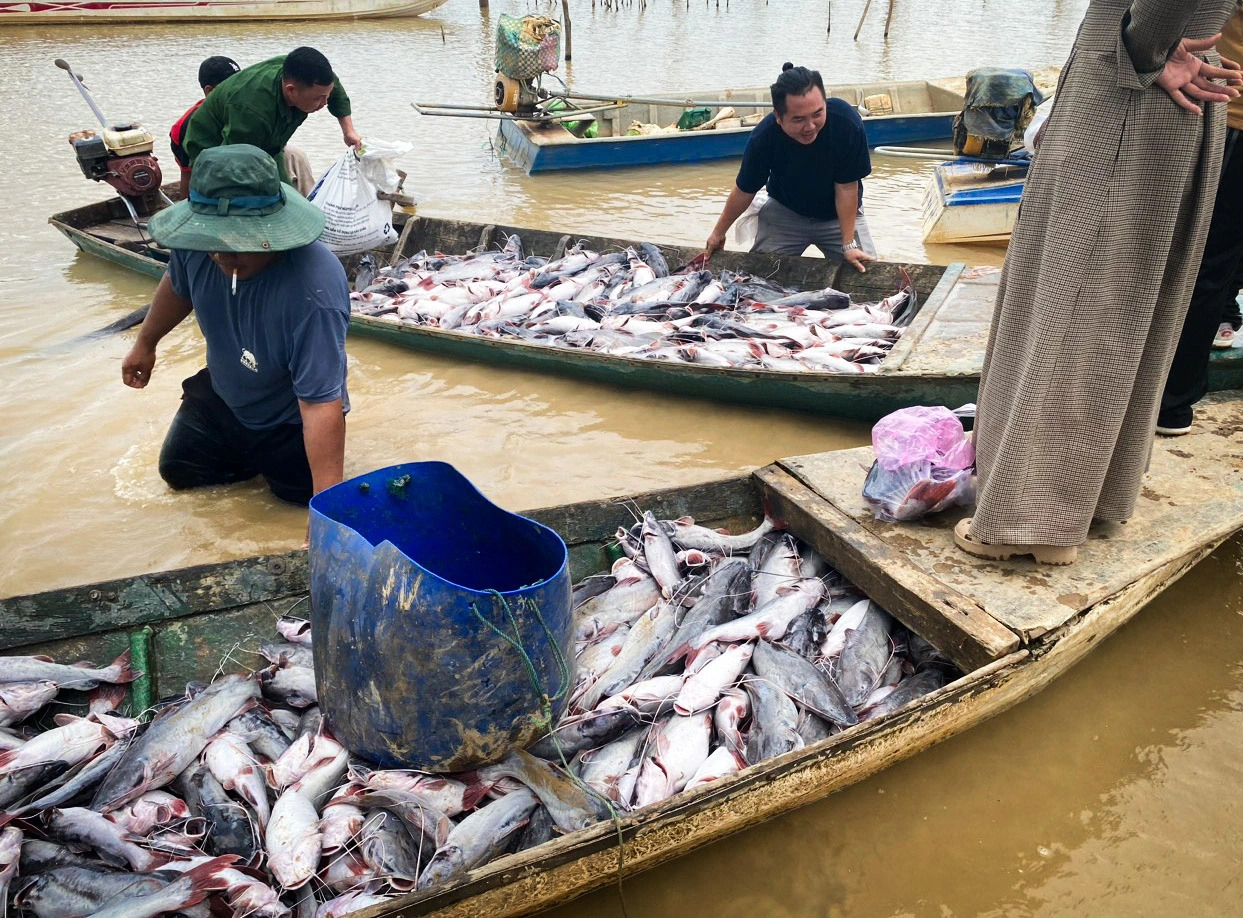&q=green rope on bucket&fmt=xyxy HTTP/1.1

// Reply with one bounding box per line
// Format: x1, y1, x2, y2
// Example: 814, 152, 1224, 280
469, 590, 571, 730
469, 590, 632, 918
